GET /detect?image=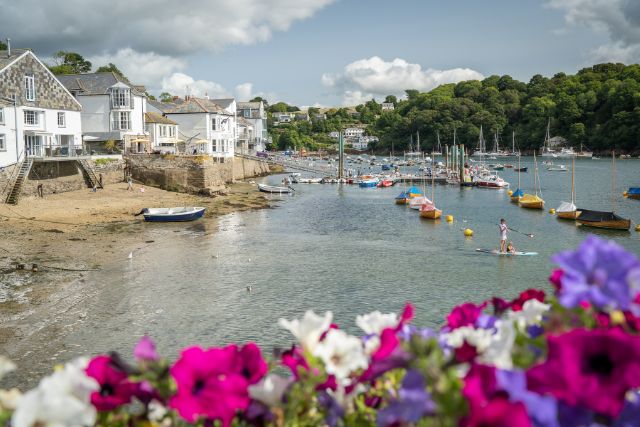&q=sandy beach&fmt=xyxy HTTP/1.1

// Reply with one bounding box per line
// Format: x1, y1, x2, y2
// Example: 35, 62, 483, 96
0, 181, 272, 386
